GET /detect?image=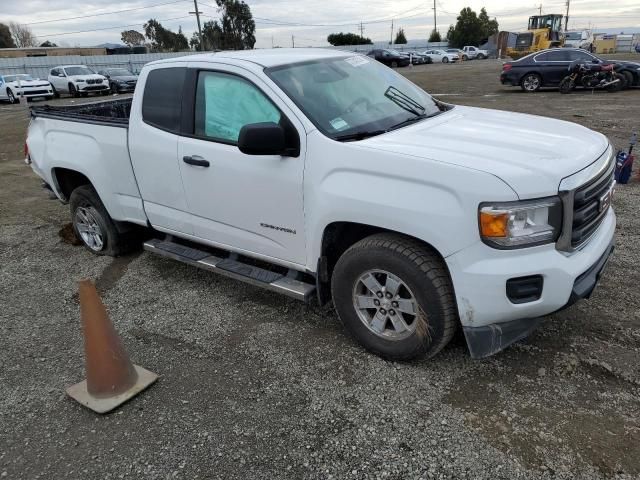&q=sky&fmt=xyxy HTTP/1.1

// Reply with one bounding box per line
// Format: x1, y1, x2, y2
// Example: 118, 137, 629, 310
2, 0, 639, 49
